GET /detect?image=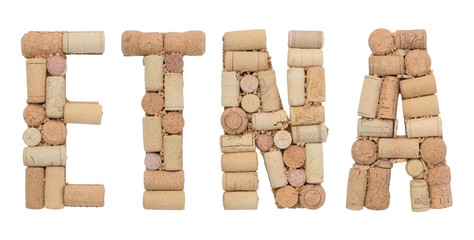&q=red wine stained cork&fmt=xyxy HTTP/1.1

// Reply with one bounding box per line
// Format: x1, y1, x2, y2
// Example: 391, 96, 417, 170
220, 107, 248, 134
427, 165, 452, 209
346, 168, 368, 210
222, 172, 258, 191
288, 30, 324, 49
21, 32, 63, 58
223, 191, 258, 210
369, 55, 404, 76
47, 56, 67, 76
395, 30, 427, 50
144, 170, 184, 191
273, 130, 292, 149
263, 150, 288, 188
357, 118, 394, 138
64, 102, 103, 125
306, 67, 325, 102
241, 94, 260, 113
402, 95, 439, 118
288, 169, 306, 187
365, 167, 391, 210
24, 104, 45, 127
42, 120, 67, 145
400, 74, 437, 99
224, 51, 269, 72
64, 184, 105, 207
25, 167, 45, 209
224, 29, 266, 51
406, 117, 442, 138
165, 54, 184, 72
257, 70, 280, 112
420, 137, 446, 165
368, 28, 395, 55
23, 128, 42, 147
45, 166, 65, 209
300, 185, 325, 209
162, 112, 185, 134
377, 76, 399, 119
220, 133, 255, 153
283, 146, 306, 168
275, 186, 298, 208
121, 31, 163, 56
287, 48, 323, 67
406, 159, 425, 177
141, 92, 164, 115
405, 49, 431, 76
221, 152, 258, 172
143, 190, 185, 210
256, 134, 273, 152
144, 153, 161, 171
163, 31, 205, 56
290, 105, 325, 126
410, 180, 430, 212
143, 116, 162, 152
351, 140, 377, 165
240, 75, 259, 93
163, 135, 183, 171
358, 75, 382, 118
26, 58, 47, 103
45, 76, 66, 118
378, 138, 419, 159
